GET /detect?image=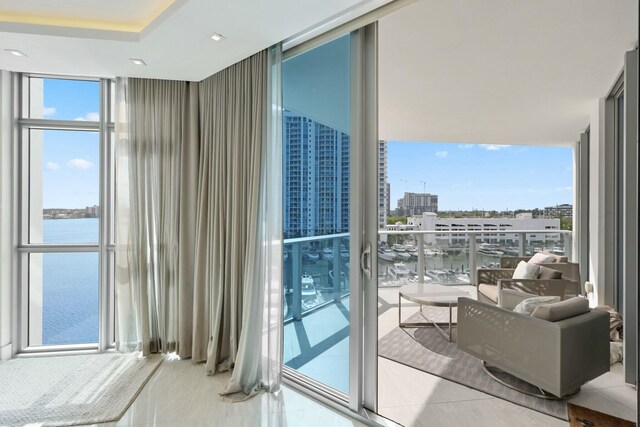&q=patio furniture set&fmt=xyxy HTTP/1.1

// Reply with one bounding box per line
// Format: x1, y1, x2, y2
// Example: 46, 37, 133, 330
397, 252, 610, 399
